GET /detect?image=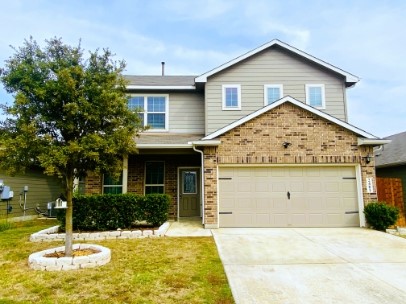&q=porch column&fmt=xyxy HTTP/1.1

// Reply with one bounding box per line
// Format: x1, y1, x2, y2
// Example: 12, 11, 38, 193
122, 155, 128, 194
73, 177, 79, 193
